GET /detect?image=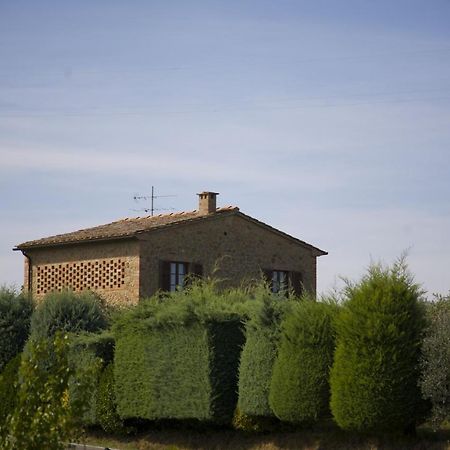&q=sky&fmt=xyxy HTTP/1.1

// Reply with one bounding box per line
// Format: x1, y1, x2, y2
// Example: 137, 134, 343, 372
1, 0, 450, 298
